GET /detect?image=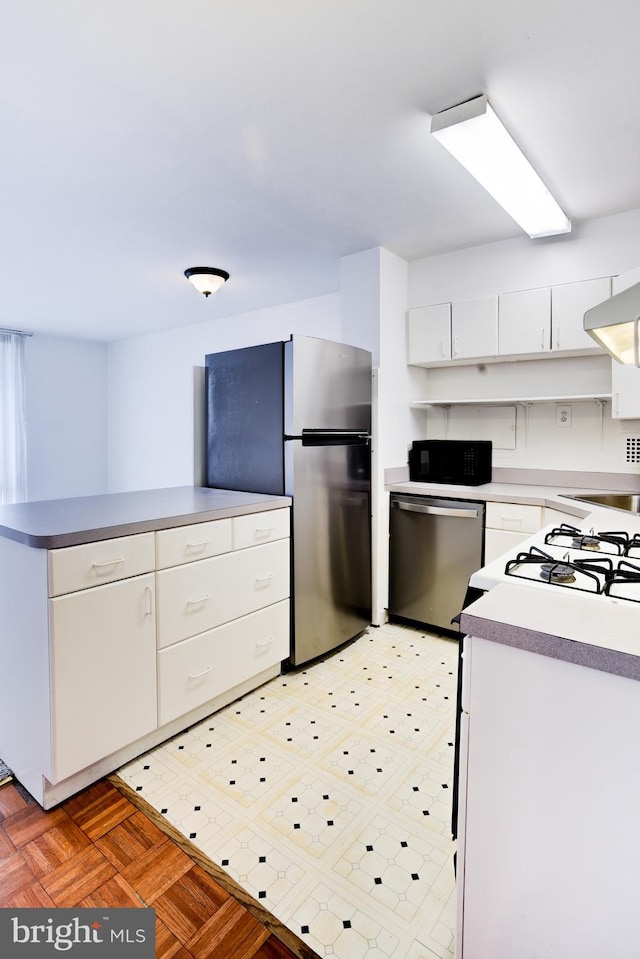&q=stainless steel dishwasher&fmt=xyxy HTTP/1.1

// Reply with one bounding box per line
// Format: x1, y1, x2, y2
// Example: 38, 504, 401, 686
388, 493, 485, 634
